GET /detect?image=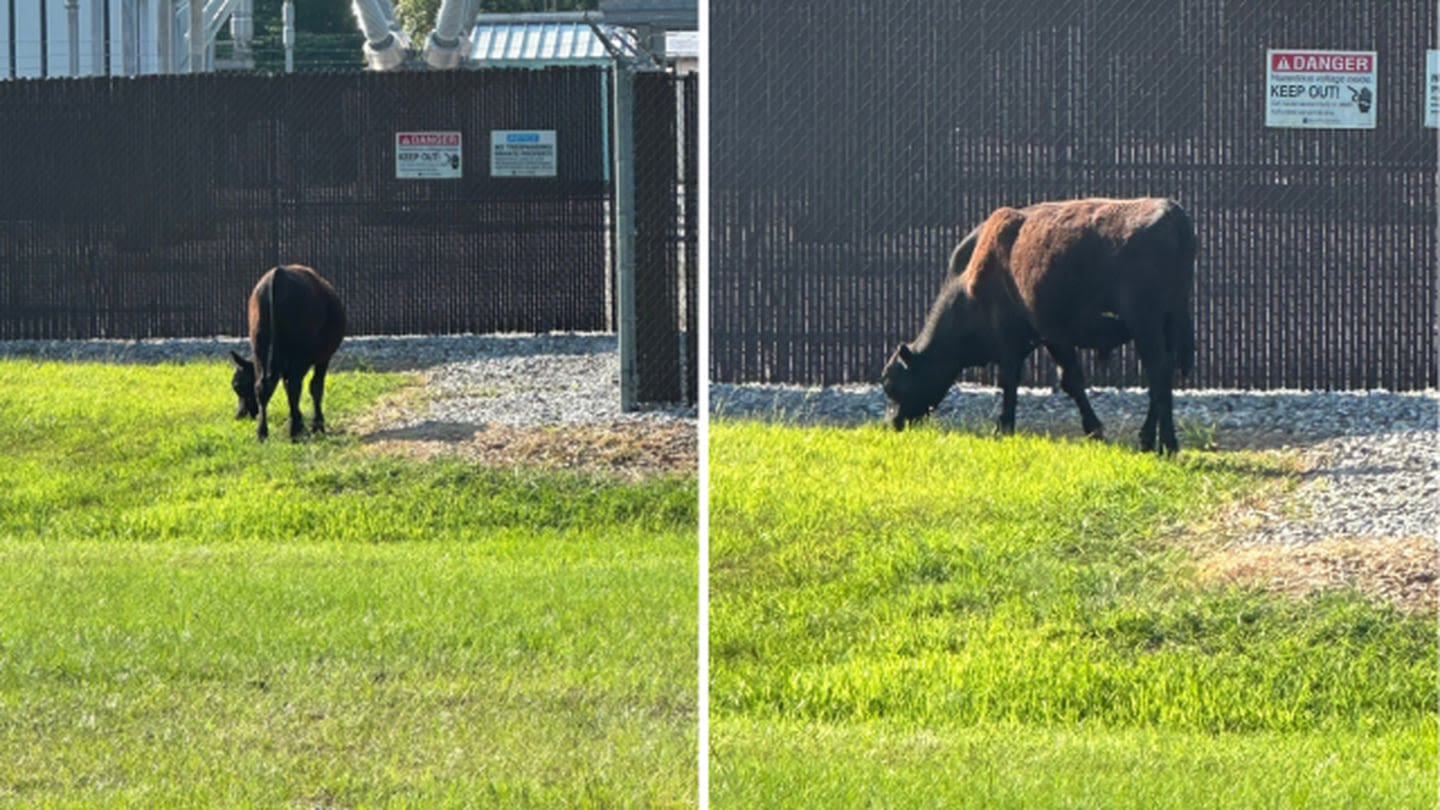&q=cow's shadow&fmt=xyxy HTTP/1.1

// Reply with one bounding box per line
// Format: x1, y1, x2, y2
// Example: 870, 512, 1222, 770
361, 421, 480, 444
